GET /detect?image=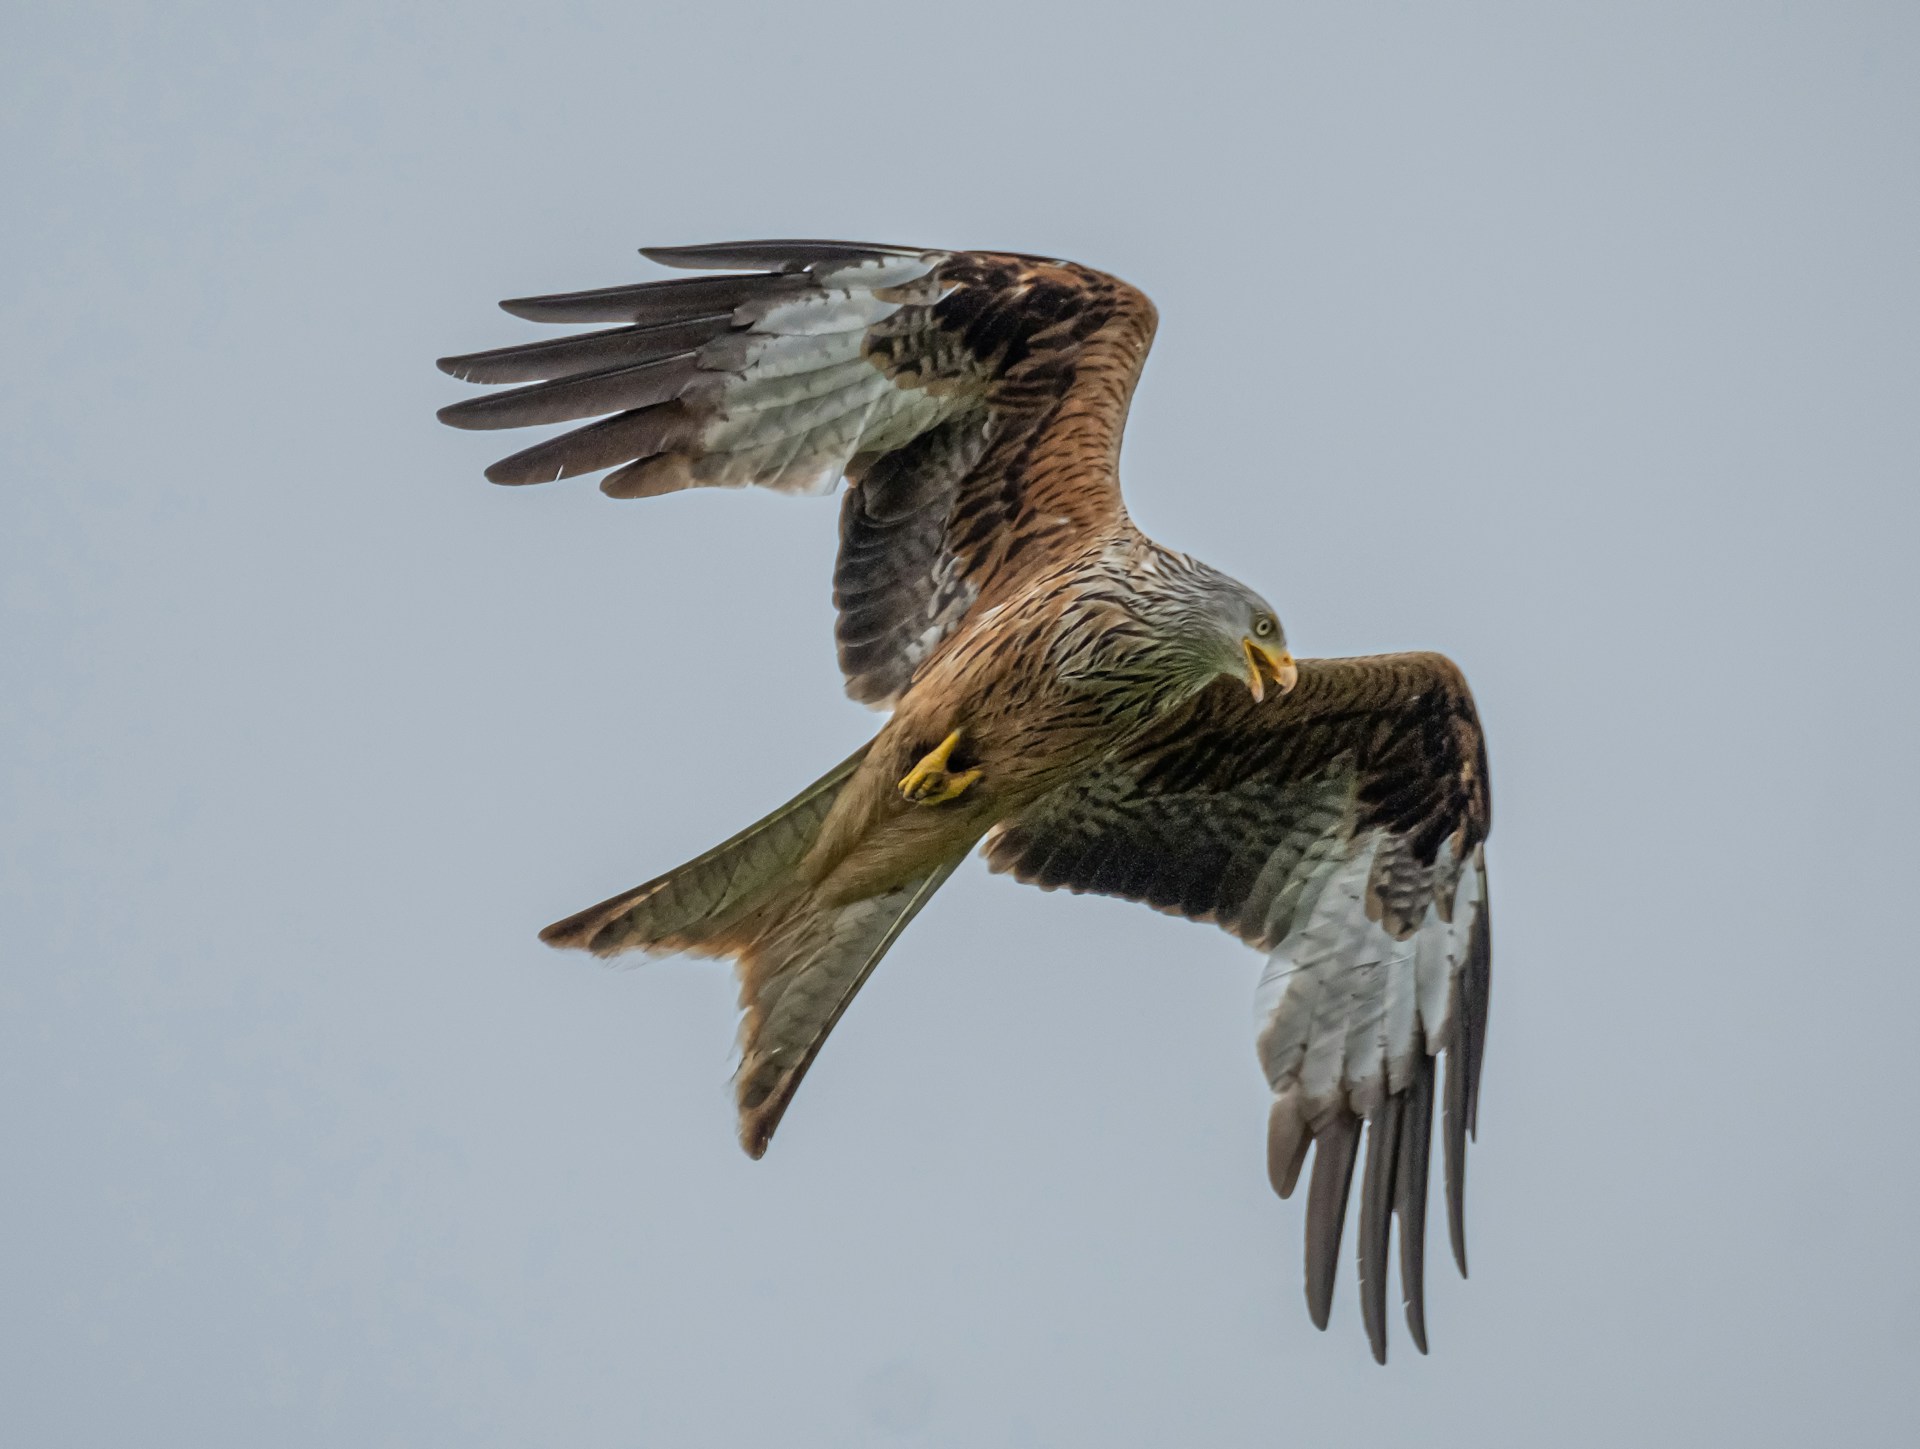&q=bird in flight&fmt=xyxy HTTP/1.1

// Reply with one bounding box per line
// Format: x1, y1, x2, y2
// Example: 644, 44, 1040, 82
438, 240, 1492, 1362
